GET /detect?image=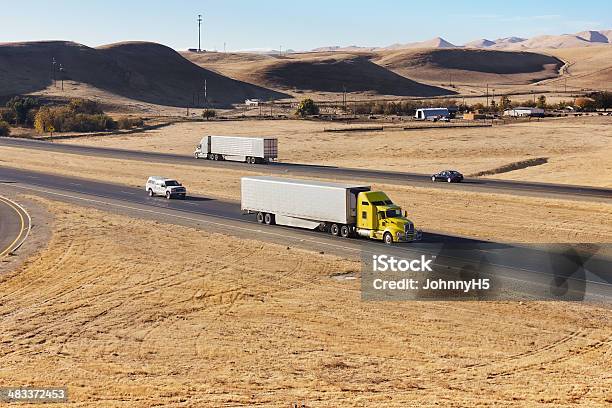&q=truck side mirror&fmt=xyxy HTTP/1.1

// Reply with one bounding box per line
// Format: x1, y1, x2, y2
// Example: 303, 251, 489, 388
404, 211, 407, 217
